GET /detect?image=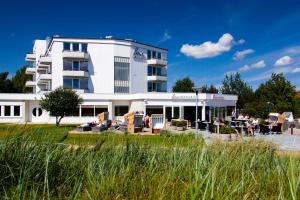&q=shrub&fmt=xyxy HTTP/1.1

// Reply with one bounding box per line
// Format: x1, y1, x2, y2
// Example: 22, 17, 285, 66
176, 120, 187, 127
220, 125, 236, 134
